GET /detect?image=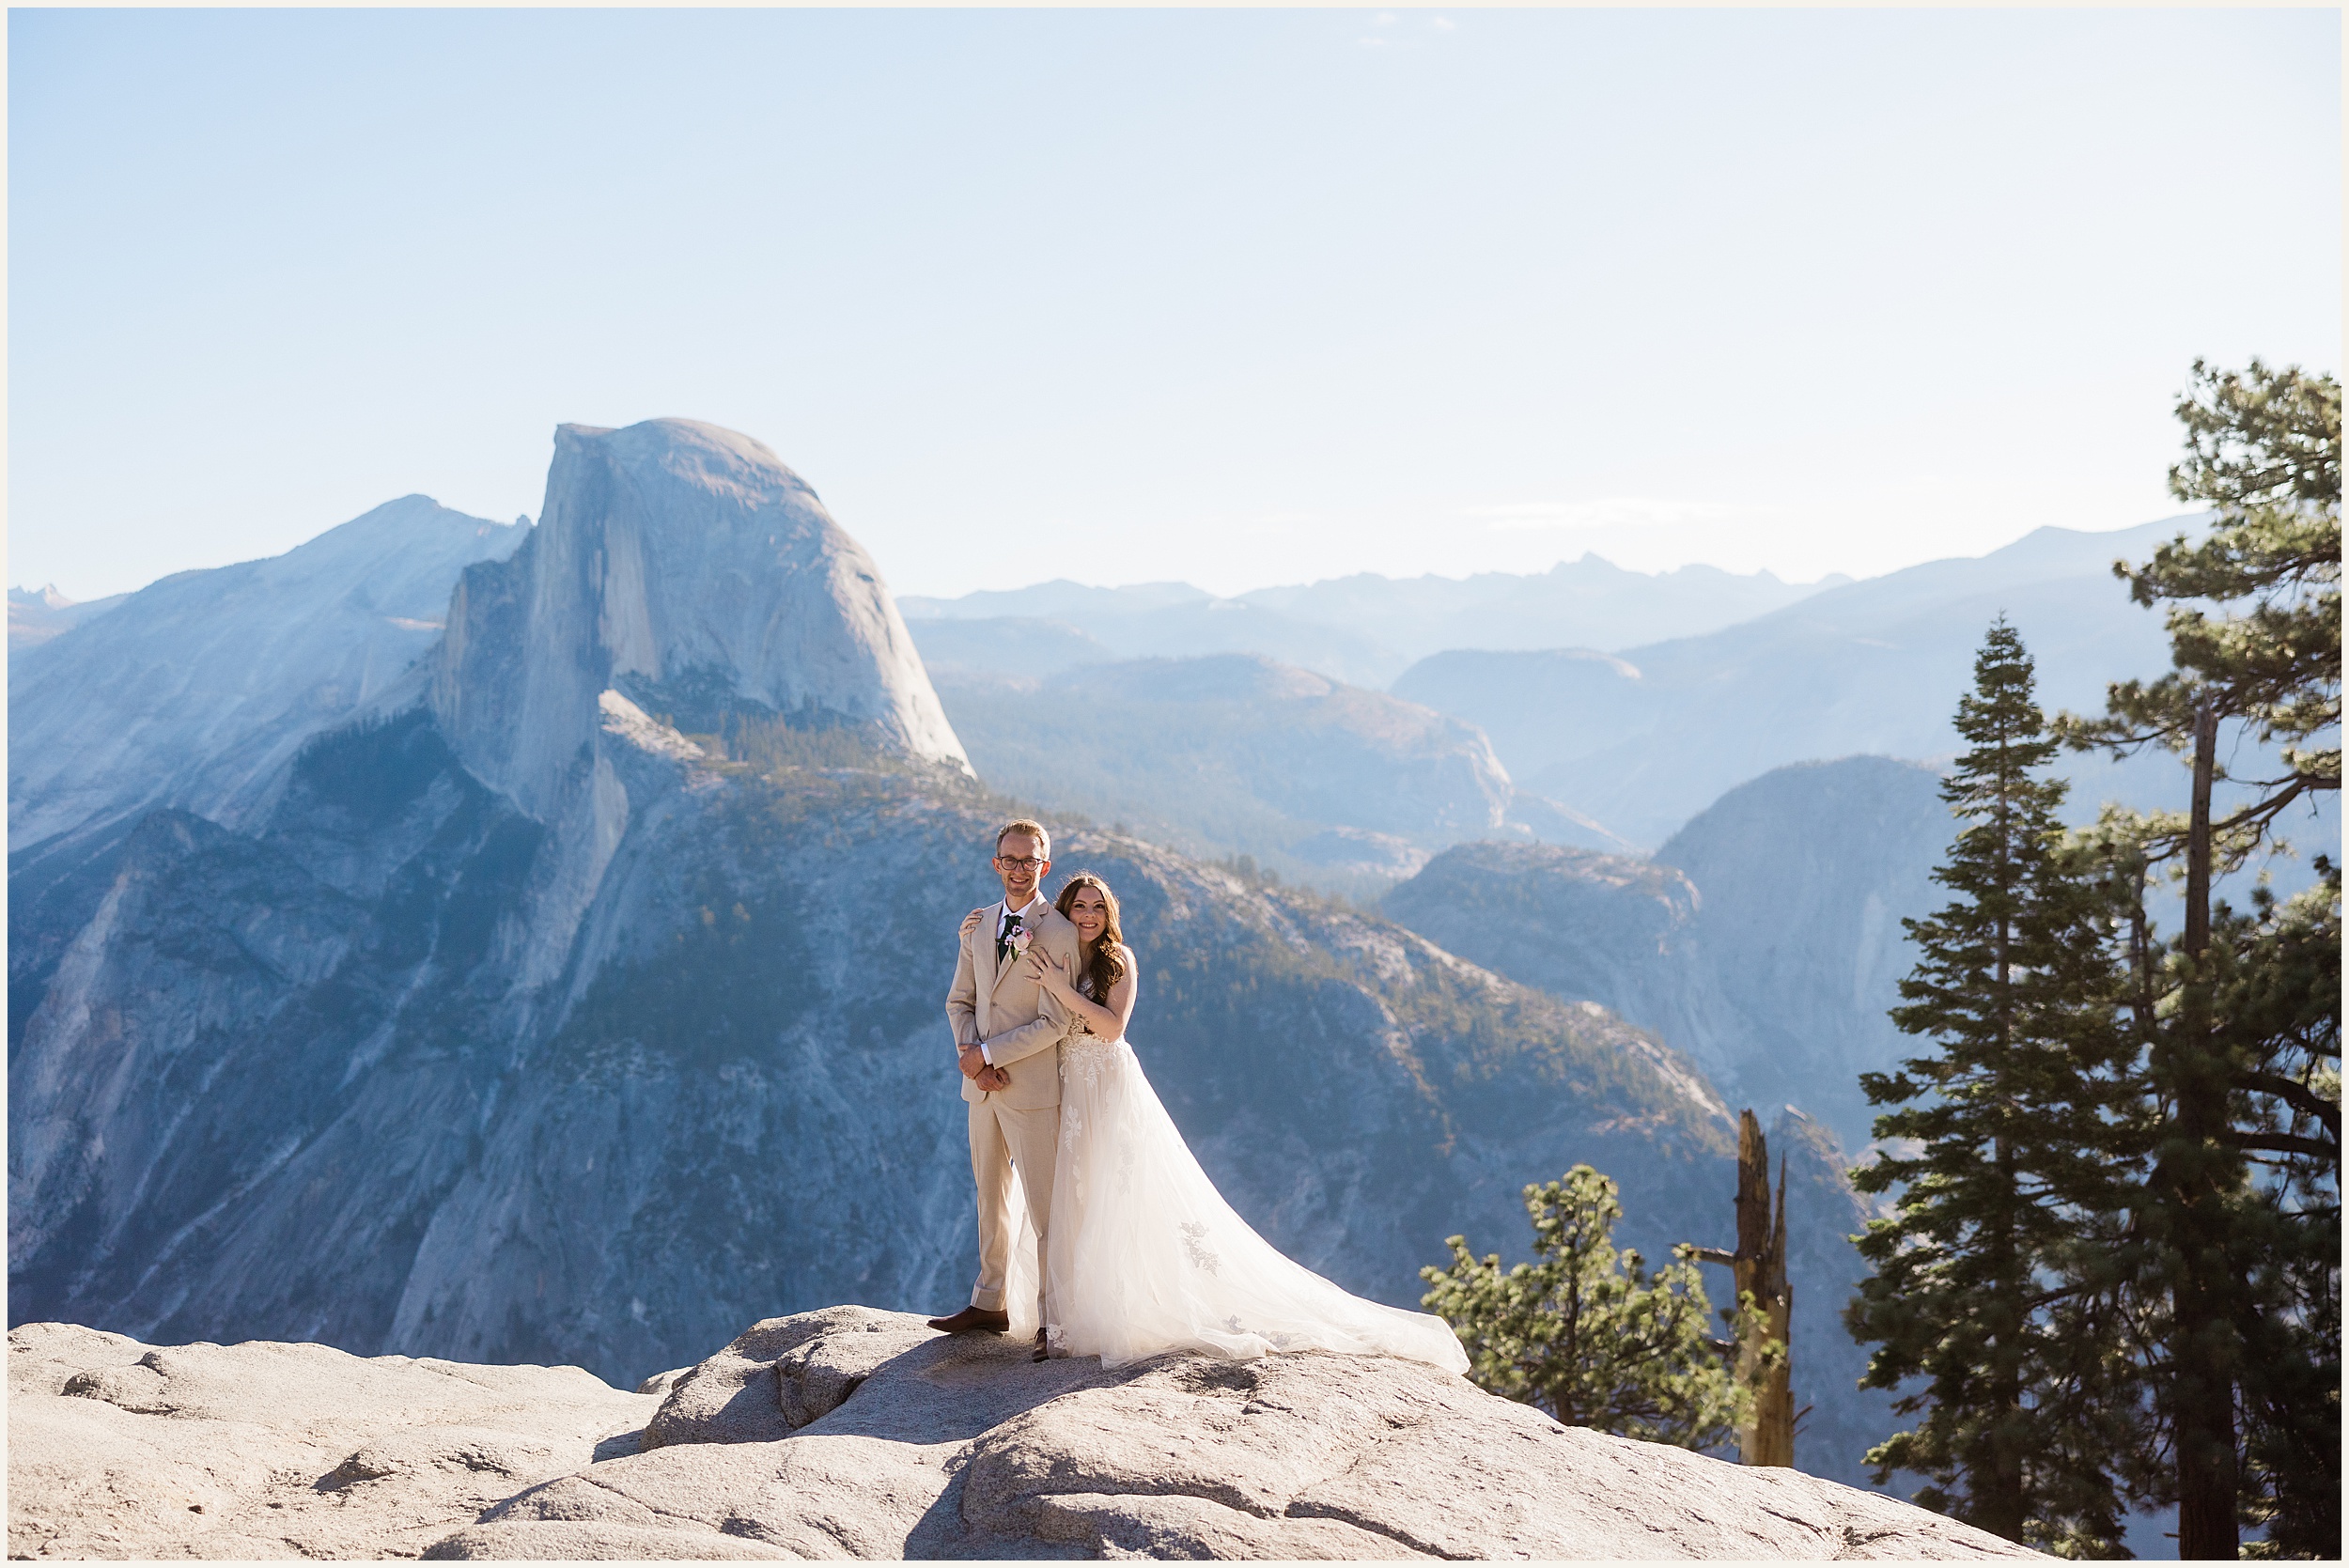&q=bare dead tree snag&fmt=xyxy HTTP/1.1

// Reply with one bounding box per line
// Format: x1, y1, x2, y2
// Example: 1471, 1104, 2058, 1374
1690, 1109, 1796, 1466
